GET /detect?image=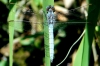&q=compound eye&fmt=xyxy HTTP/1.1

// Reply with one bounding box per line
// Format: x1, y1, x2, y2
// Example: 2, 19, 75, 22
50, 6, 55, 12
52, 7, 55, 12
46, 5, 51, 11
